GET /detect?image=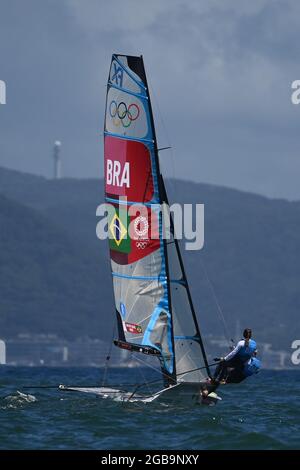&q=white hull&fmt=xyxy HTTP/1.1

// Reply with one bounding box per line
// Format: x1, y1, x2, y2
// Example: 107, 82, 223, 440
58, 382, 221, 405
